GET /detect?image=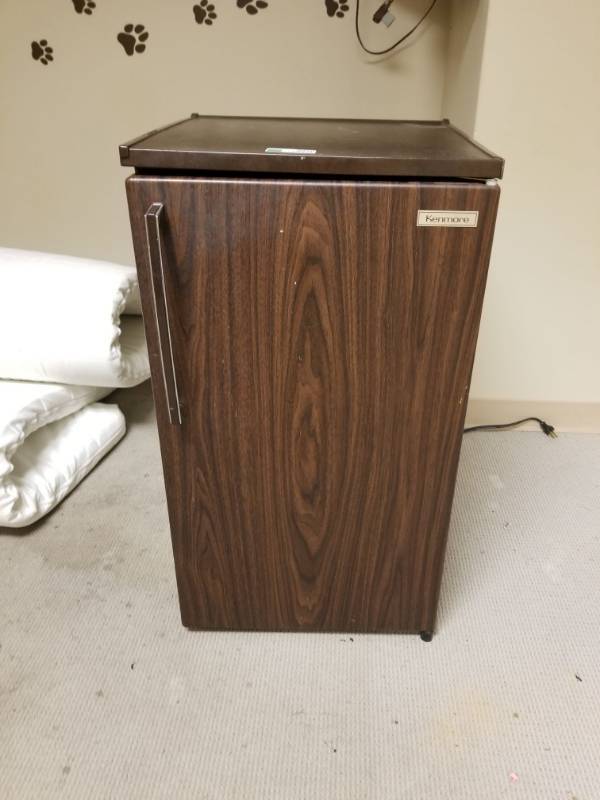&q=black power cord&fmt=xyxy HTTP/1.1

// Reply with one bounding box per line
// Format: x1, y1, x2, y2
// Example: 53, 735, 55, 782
464, 417, 558, 438
355, 0, 439, 56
